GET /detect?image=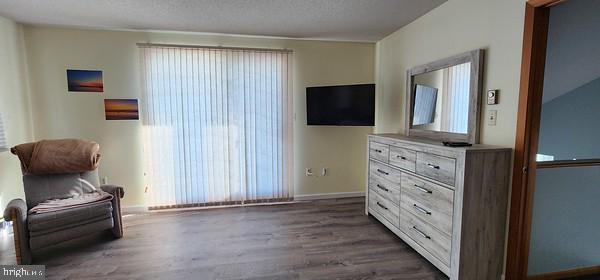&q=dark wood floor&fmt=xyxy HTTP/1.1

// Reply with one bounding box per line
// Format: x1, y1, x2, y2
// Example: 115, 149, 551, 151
1, 197, 448, 280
